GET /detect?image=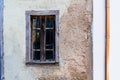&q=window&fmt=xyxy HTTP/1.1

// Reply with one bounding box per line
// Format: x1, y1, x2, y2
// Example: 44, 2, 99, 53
26, 10, 59, 64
